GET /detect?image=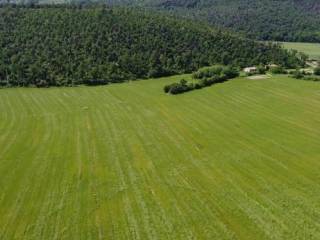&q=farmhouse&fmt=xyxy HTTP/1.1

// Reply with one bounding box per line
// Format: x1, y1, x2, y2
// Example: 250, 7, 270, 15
244, 67, 257, 73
